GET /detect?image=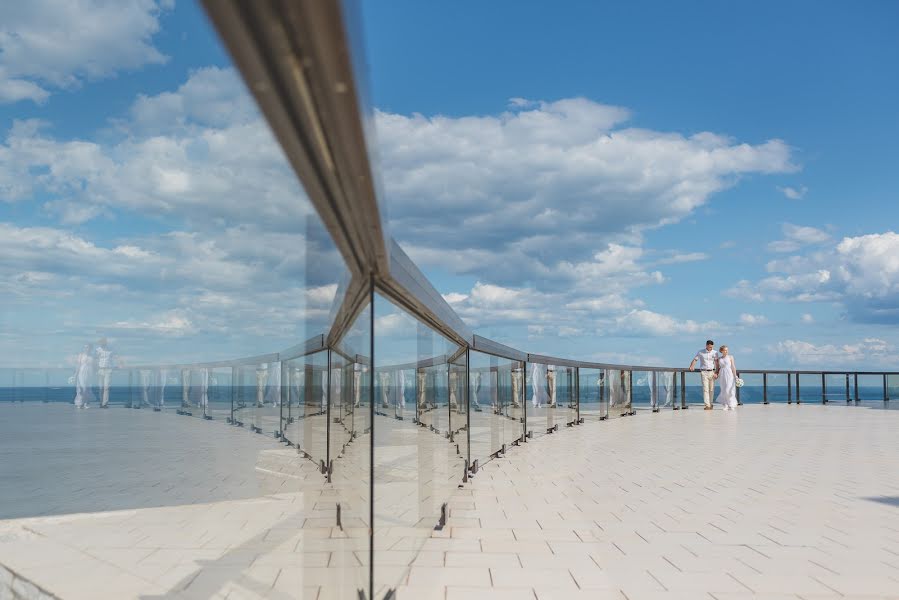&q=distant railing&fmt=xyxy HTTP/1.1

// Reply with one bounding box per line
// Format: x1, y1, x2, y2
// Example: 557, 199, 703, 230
3, 342, 896, 477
